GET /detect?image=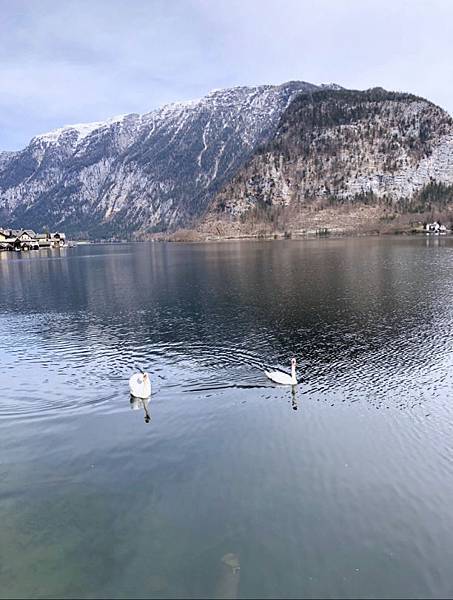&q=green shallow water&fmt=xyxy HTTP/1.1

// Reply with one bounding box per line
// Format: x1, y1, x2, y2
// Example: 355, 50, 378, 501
1, 237, 453, 598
